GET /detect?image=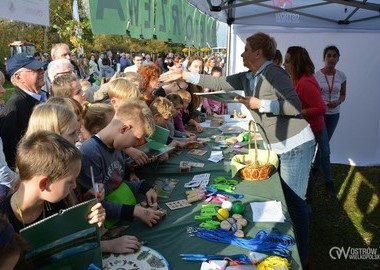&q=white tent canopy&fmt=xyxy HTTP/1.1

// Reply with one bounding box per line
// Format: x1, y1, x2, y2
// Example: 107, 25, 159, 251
189, 0, 380, 166
188, 0, 380, 31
